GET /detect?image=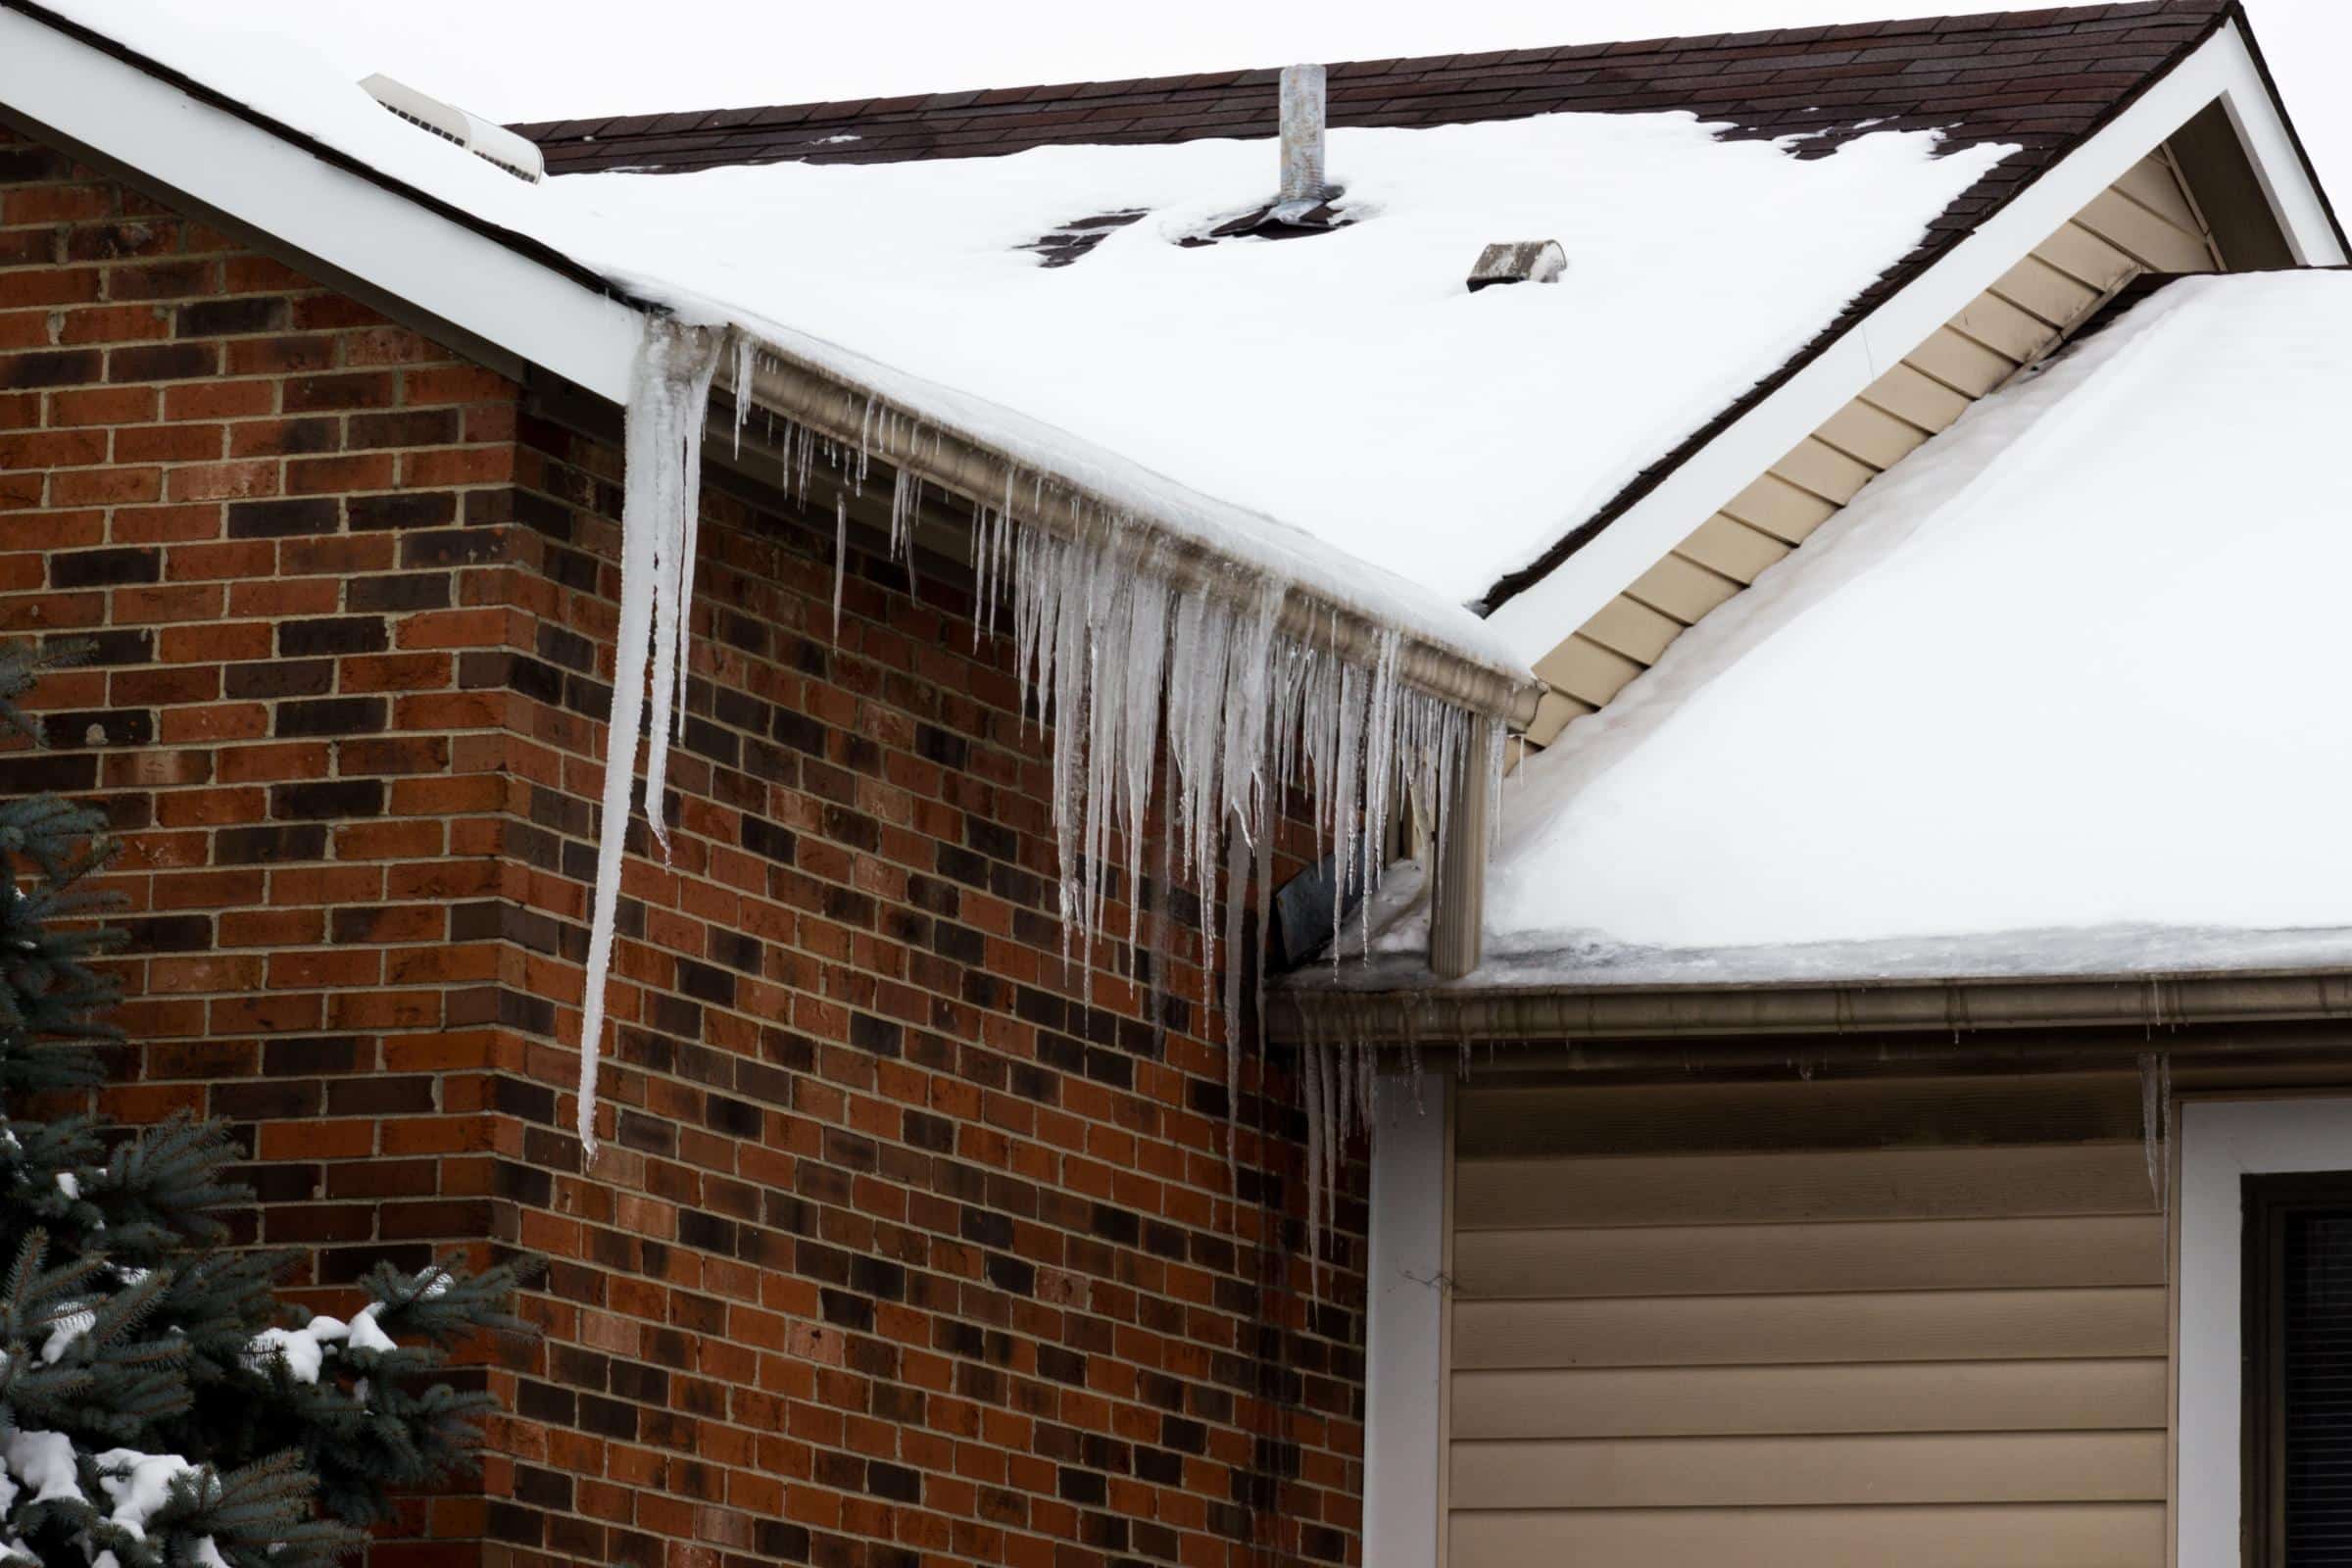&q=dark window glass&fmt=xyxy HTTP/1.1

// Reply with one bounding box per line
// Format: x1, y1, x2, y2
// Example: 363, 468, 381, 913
2245, 1174, 2352, 1566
